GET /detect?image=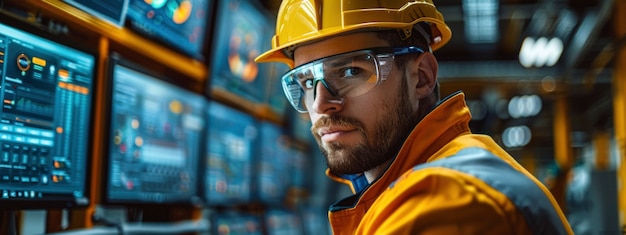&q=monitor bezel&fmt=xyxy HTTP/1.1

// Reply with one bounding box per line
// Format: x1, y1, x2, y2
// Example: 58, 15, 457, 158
0, 11, 98, 209
101, 52, 206, 208
63, 0, 130, 27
